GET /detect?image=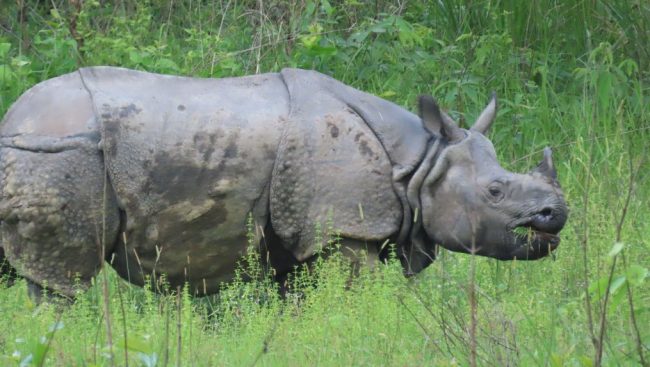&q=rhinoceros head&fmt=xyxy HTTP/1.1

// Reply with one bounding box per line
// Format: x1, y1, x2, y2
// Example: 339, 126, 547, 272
415, 95, 568, 261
